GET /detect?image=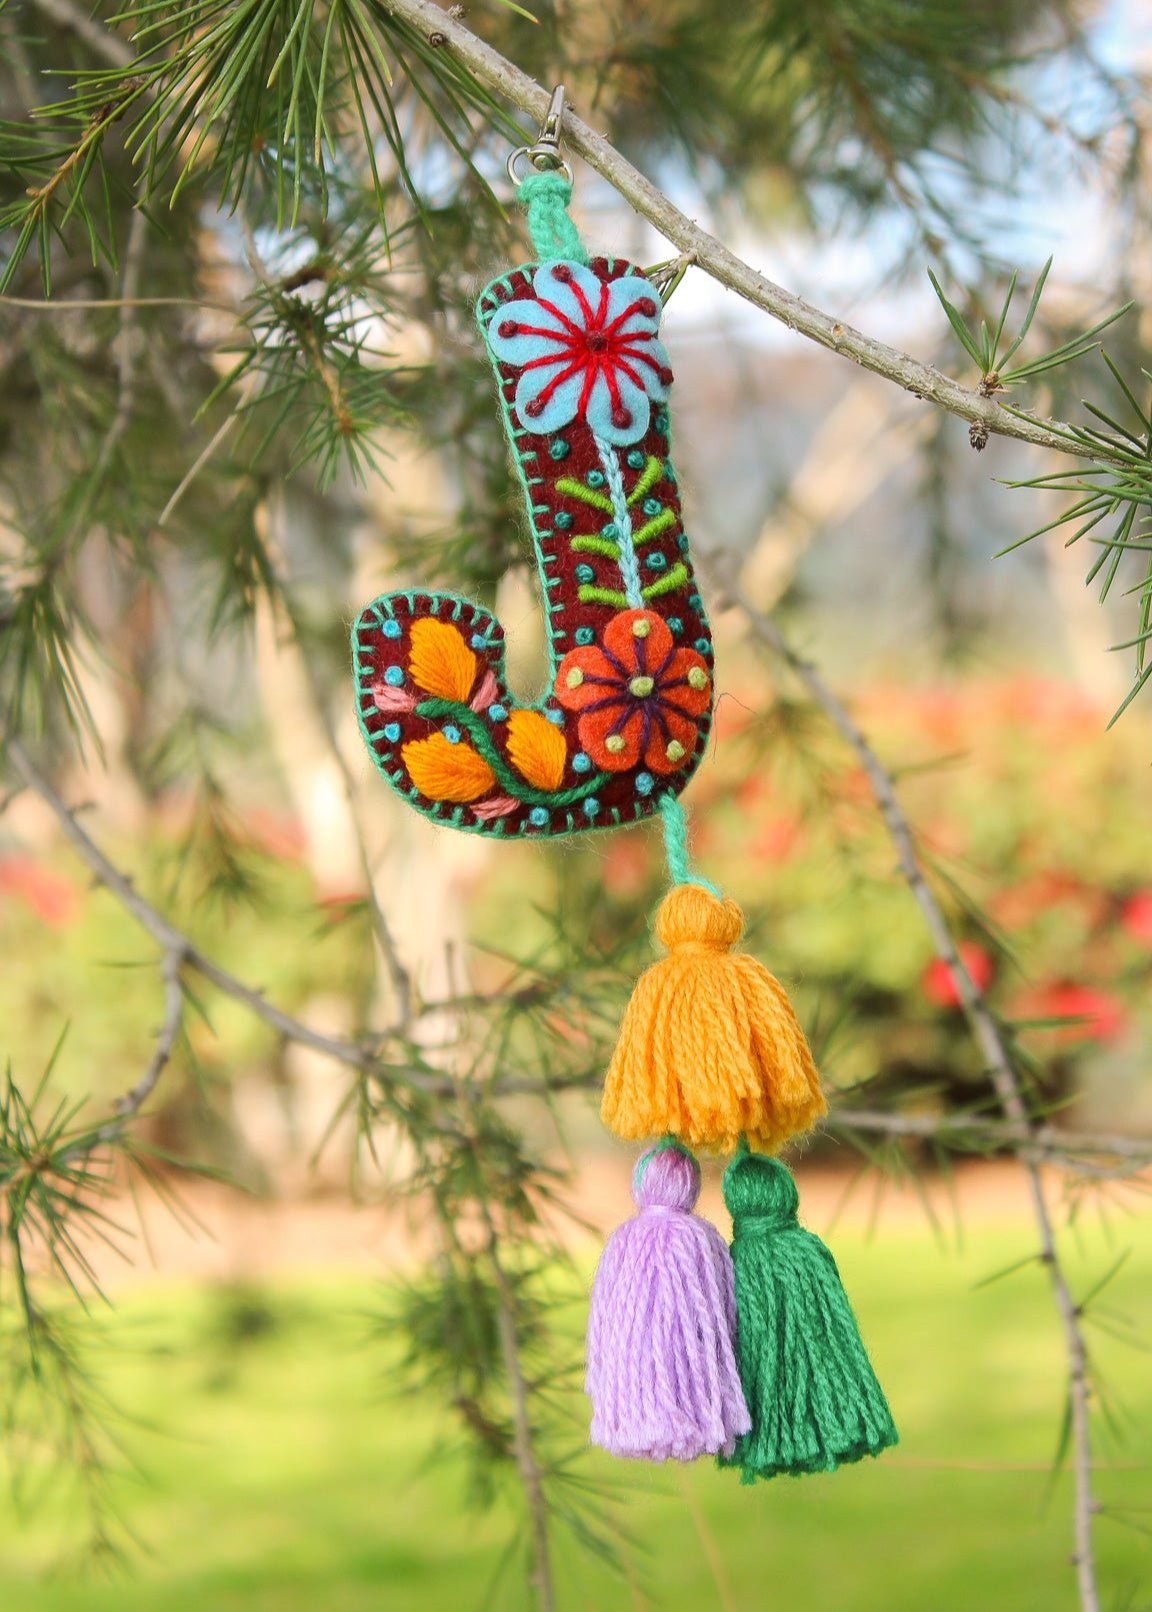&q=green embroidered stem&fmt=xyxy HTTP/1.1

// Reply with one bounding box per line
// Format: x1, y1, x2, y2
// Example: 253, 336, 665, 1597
555, 478, 614, 513
517, 172, 589, 265
577, 583, 631, 608
626, 456, 663, 505
659, 792, 721, 895
632, 509, 677, 546
415, 698, 608, 805
640, 563, 689, 599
